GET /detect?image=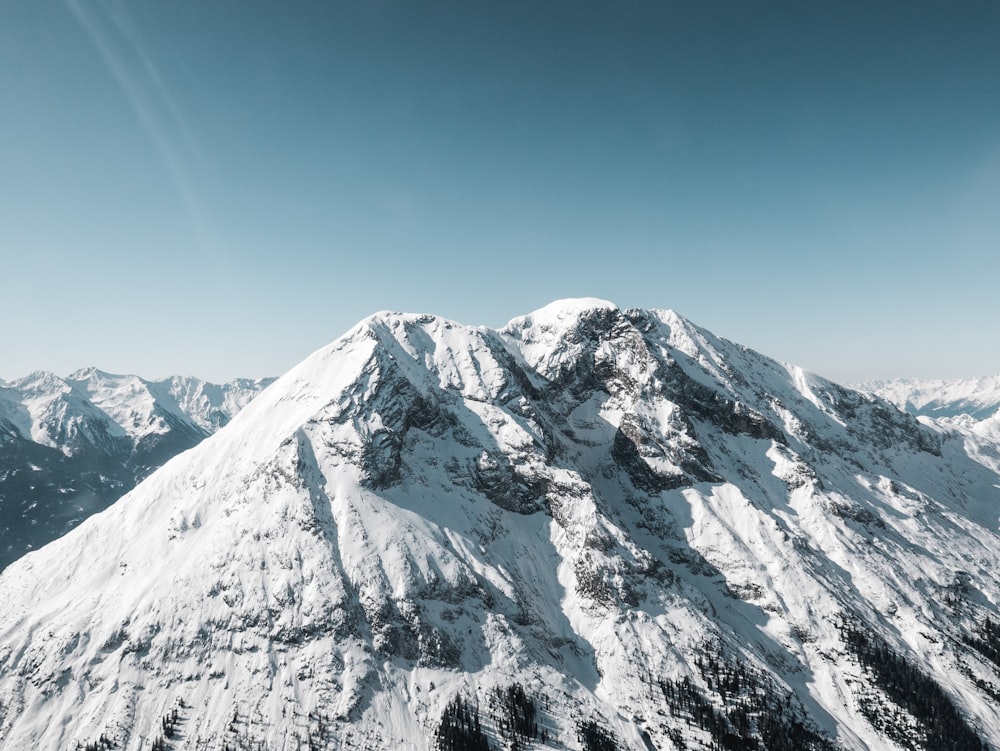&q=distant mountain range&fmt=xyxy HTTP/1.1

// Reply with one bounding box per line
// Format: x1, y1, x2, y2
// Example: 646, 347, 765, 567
0, 368, 274, 571
1, 301, 998, 750
857, 376, 1000, 421
858, 376, 1000, 480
